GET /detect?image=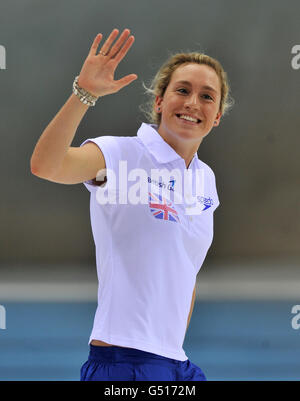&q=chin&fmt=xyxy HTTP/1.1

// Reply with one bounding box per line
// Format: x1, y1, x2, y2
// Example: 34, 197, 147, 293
172, 125, 206, 141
